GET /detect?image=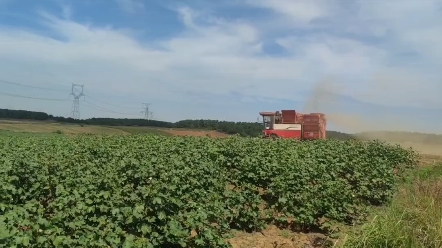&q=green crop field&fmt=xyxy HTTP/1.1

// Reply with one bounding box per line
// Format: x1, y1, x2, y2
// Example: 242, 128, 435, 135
0, 134, 419, 247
